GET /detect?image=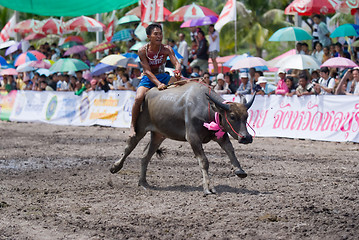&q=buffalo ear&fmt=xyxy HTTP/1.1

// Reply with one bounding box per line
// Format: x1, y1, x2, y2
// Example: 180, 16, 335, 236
205, 93, 230, 111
